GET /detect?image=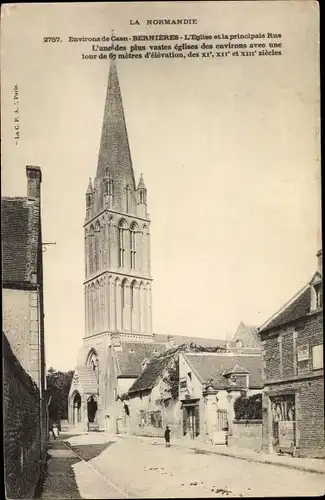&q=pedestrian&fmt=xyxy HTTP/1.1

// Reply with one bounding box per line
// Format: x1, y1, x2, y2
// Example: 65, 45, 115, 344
52, 421, 59, 440
164, 425, 171, 447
